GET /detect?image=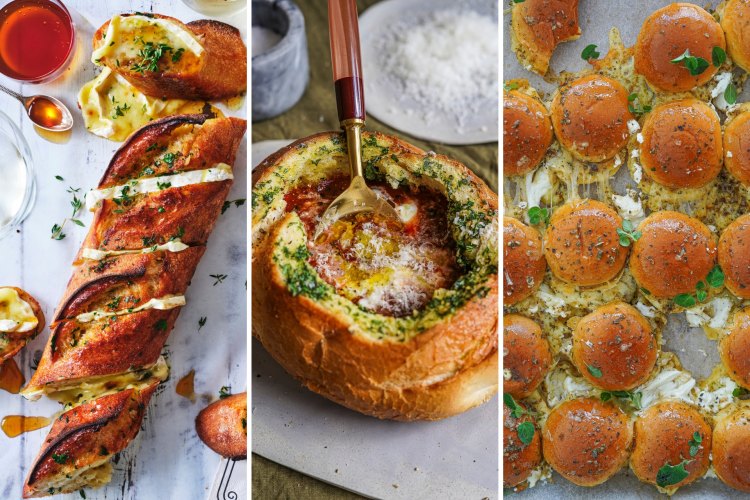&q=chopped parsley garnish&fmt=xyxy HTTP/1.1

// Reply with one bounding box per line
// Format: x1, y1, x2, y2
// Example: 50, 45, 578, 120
131, 42, 174, 73
670, 49, 710, 76
581, 44, 600, 61
52, 453, 69, 464
172, 48, 185, 63
157, 181, 172, 190
154, 319, 168, 331
162, 152, 177, 167
221, 198, 247, 214
111, 102, 130, 120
